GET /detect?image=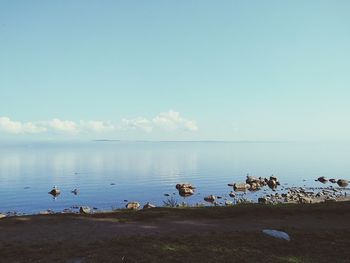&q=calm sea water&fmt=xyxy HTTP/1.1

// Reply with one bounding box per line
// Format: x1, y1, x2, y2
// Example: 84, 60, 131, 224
0, 141, 349, 214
